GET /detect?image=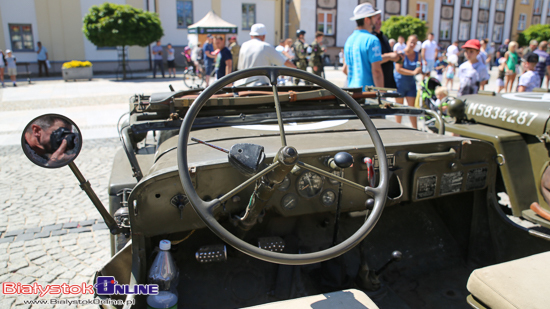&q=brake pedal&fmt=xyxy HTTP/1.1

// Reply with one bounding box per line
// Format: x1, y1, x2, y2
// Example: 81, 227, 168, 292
195, 244, 227, 263
258, 237, 285, 252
